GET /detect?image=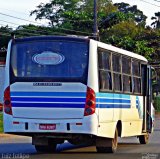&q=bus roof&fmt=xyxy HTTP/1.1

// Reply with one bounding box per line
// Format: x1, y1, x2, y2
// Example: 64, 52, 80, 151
12, 35, 89, 43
